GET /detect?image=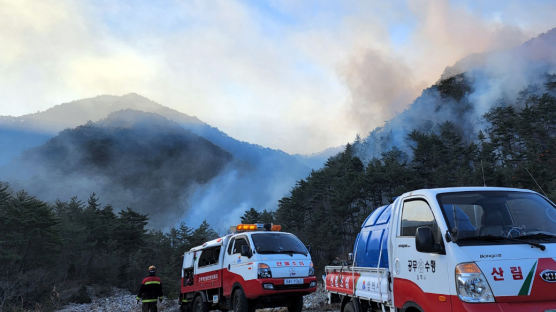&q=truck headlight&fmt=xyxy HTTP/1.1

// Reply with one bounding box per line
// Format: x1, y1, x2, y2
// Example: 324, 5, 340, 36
455, 263, 495, 303
258, 263, 272, 279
